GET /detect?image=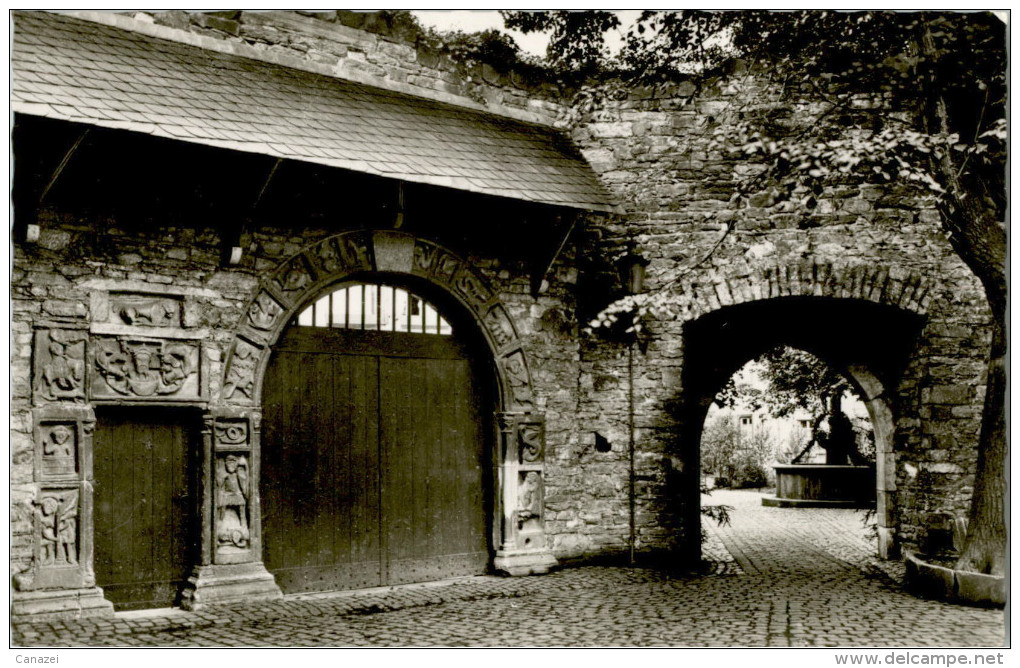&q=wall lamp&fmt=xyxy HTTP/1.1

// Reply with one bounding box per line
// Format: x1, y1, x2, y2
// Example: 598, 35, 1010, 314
618, 253, 649, 295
